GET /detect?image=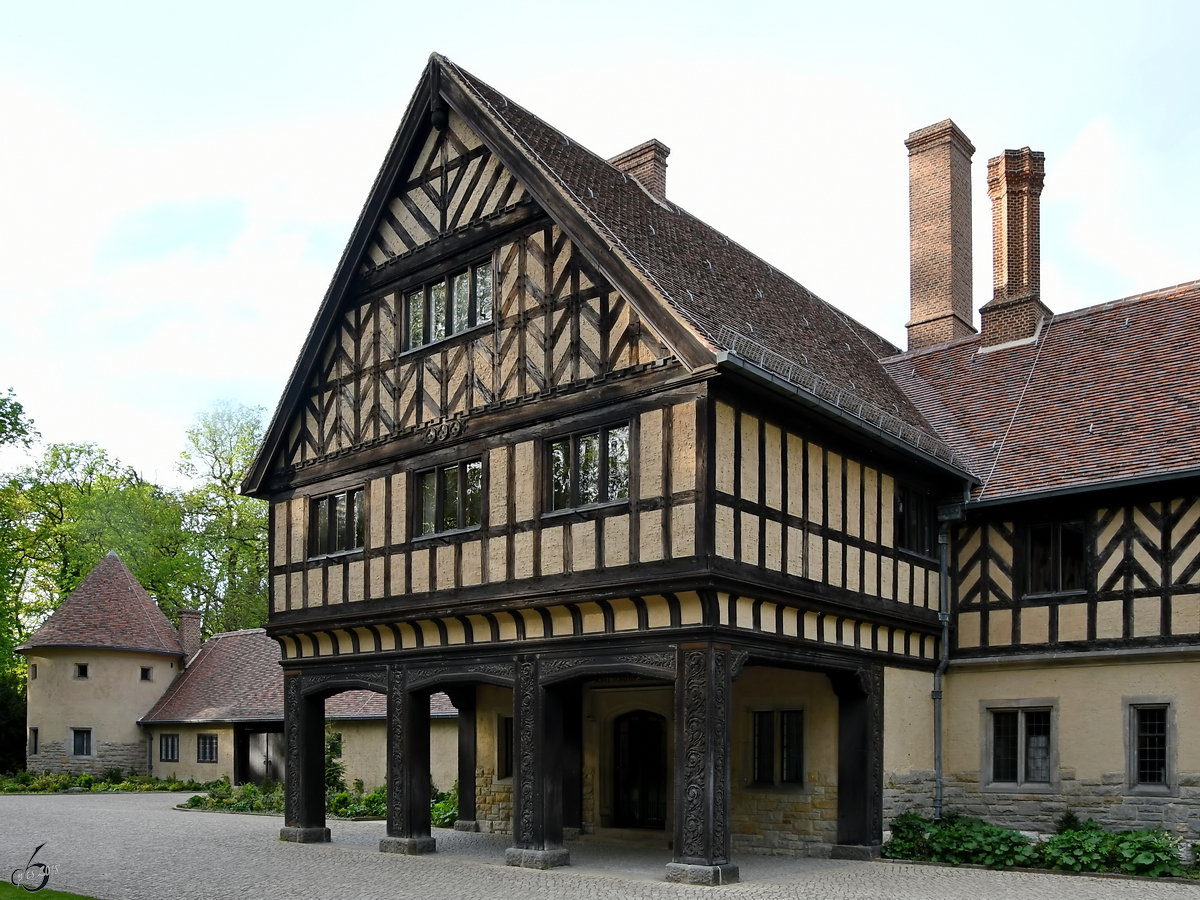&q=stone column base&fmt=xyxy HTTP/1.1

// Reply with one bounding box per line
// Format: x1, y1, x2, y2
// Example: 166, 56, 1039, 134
452, 820, 480, 832
379, 836, 437, 855
505, 848, 571, 869
830, 843, 882, 861
279, 826, 330, 843
665, 862, 740, 885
